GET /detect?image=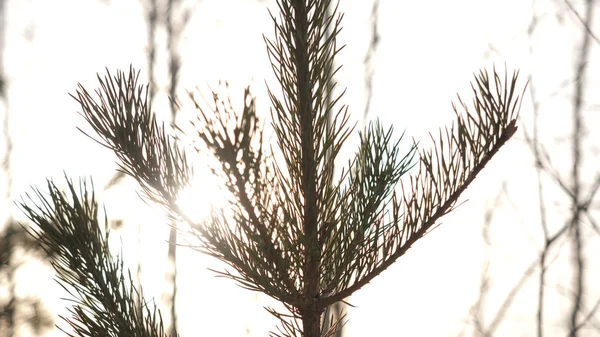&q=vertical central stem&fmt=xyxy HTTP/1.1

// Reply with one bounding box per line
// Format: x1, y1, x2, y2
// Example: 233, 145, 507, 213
292, 0, 321, 336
